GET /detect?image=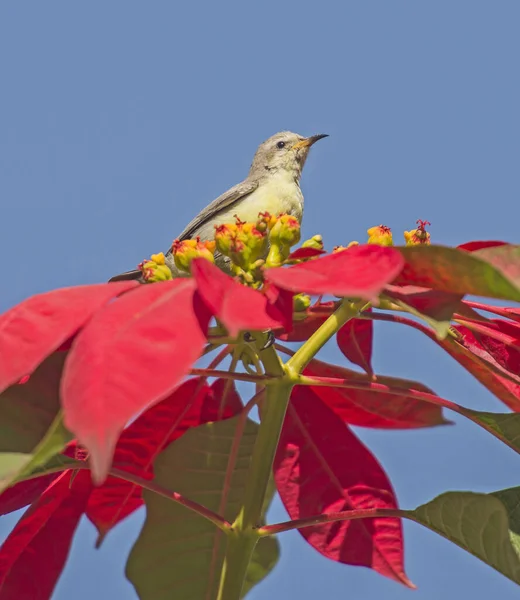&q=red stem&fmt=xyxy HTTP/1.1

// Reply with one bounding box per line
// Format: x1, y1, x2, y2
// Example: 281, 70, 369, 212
258, 507, 405, 536
190, 368, 277, 384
